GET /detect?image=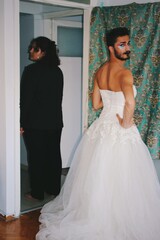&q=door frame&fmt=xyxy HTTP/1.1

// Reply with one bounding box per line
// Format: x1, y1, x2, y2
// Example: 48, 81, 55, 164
15, 0, 91, 216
